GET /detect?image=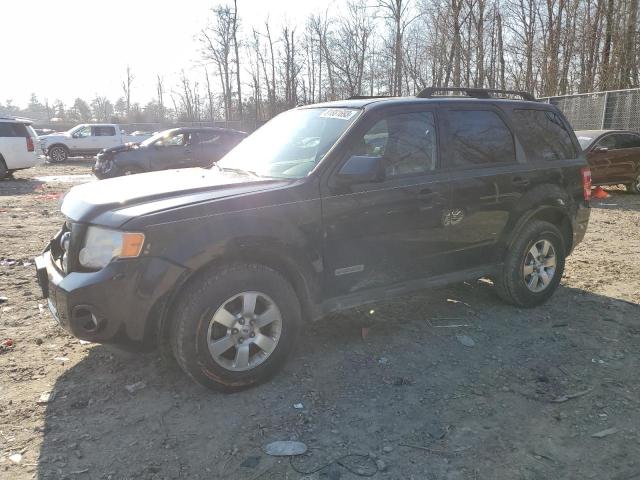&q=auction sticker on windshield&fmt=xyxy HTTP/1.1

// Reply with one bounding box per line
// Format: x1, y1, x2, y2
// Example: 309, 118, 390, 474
319, 108, 358, 120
